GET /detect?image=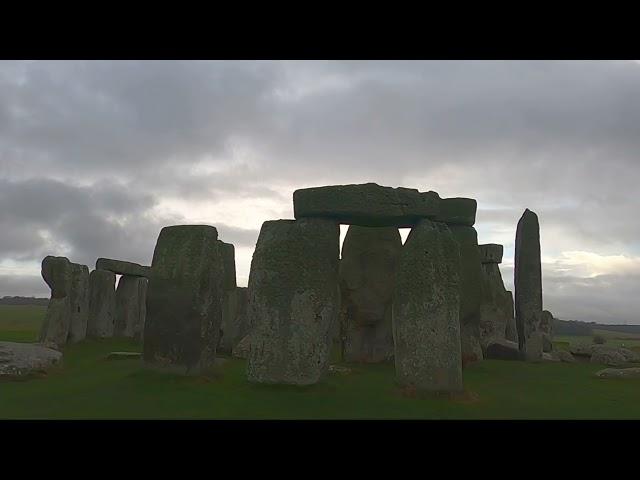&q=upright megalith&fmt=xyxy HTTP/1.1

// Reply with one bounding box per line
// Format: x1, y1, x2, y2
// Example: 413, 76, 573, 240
87, 269, 116, 338
39, 256, 72, 347
219, 242, 237, 292
143, 225, 225, 374
392, 219, 462, 393
68, 263, 90, 343
339, 225, 401, 363
504, 291, 518, 343
514, 208, 543, 361
219, 287, 249, 355
115, 275, 148, 340
478, 243, 515, 350
294, 183, 440, 227
95, 258, 151, 277
449, 225, 484, 364
435, 197, 477, 226
540, 310, 554, 352
246, 218, 340, 385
